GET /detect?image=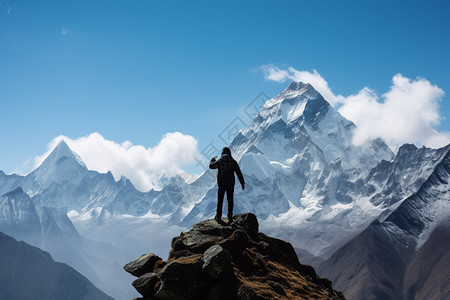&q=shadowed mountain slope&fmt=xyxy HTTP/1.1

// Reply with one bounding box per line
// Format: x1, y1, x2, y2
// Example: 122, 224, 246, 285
0, 231, 113, 300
